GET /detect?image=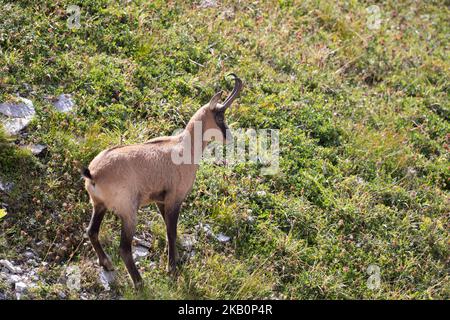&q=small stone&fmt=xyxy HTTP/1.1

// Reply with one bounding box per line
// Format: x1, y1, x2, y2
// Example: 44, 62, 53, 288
246, 215, 256, 224
26, 259, 38, 267
23, 251, 36, 259
0, 97, 35, 135
58, 291, 67, 299
200, 223, 214, 237
52, 94, 75, 113
99, 269, 116, 291
15, 281, 28, 299
26, 144, 47, 156
220, 8, 235, 20
30, 273, 39, 281
80, 293, 88, 300
181, 235, 197, 251
132, 245, 149, 261
22, 83, 32, 92
0, 180, 14, 193
199, 0, 217, 8
7, 274, 22, 285
216, 233, 231, 243
256, 190, 267, 197
0, 259, 20, 274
